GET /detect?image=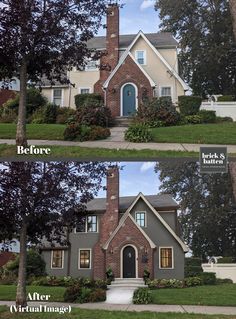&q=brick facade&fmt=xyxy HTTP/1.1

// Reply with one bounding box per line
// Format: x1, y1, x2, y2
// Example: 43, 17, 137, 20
105, 55, 153, 117
105, 216, 154, 279
229, 162, 236, 202
93, 167, 120, 279
94, 5, 119, 96
0, 89, 17, 107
